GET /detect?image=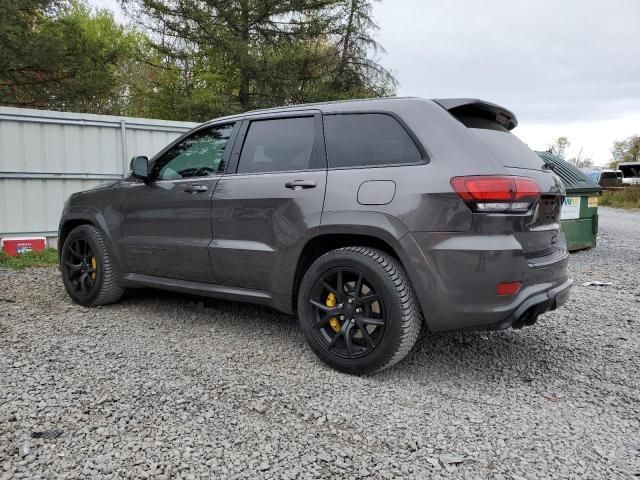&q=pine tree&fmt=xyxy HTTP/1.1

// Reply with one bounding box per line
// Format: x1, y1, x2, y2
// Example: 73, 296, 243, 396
119, 0, 397, 117
332, 0, 396, 97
